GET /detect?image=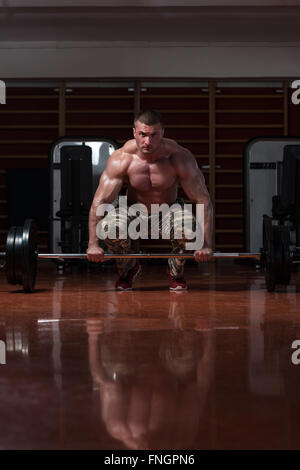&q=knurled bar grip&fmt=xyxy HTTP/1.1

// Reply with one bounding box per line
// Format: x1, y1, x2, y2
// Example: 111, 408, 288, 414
37, 253, 261, 259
